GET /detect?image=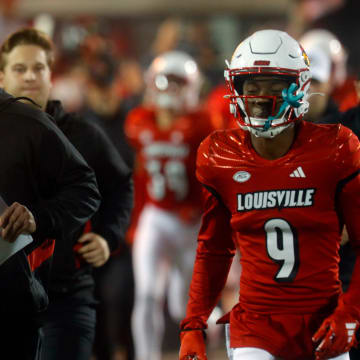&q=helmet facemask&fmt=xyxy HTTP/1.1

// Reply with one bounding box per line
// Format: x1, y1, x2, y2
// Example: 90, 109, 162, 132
153, 74, 188, 111
224, 30, 312, 138
230, 73, 305, 138
145, 51, 202, 113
